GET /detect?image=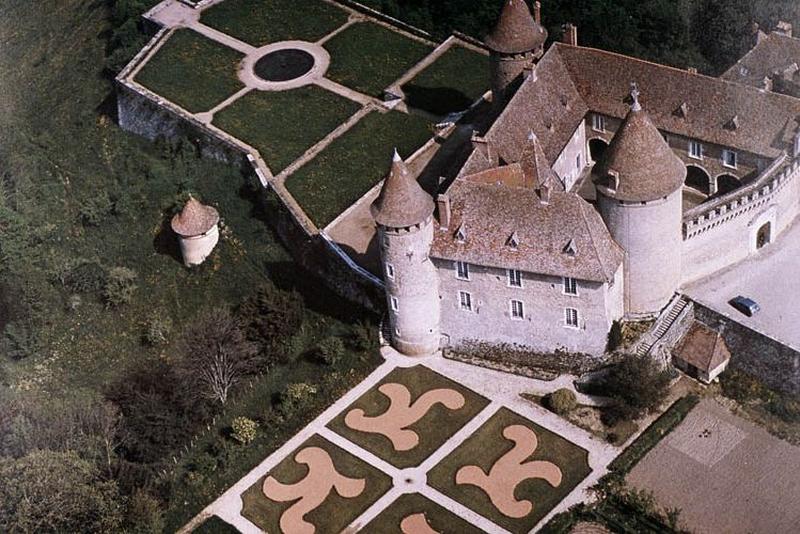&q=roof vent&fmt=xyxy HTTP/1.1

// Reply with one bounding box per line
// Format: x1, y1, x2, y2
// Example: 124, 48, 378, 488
455, 223, 467, 242
675, 102, 689, 119
725, 115, 740, 131
563, 239, 577, 256
560, 95, 570, 109
507, 232, 520, 249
